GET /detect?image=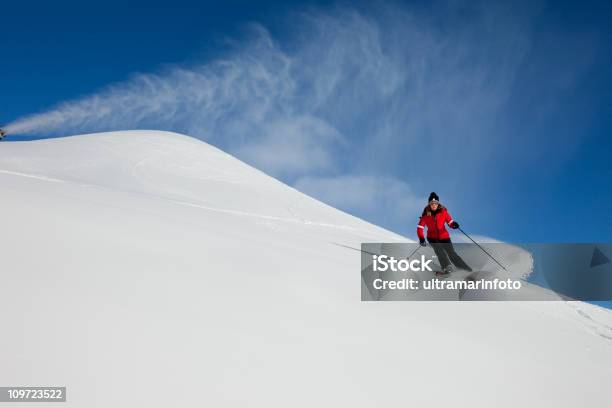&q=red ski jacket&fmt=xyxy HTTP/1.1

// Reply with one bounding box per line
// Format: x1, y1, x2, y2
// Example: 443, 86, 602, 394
417, 205, 455, 240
